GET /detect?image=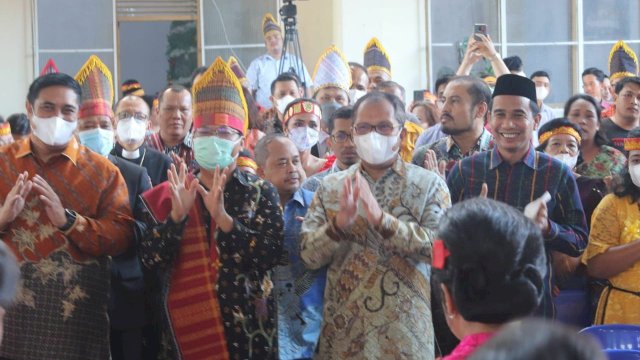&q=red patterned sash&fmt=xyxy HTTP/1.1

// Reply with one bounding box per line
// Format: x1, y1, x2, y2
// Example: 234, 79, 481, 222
142, 182, 229, 360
